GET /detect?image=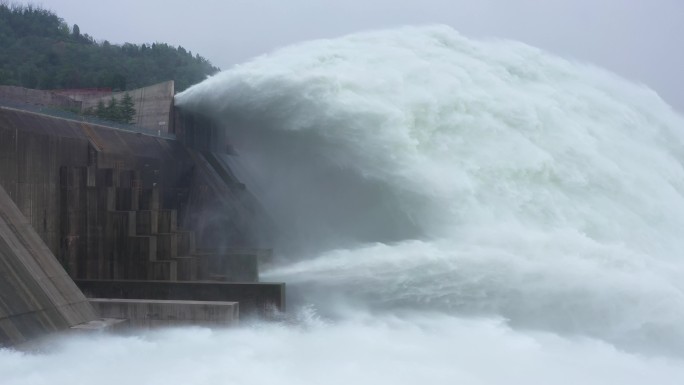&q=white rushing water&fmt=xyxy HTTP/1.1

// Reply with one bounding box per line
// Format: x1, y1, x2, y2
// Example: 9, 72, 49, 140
4, 25, 684, 384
